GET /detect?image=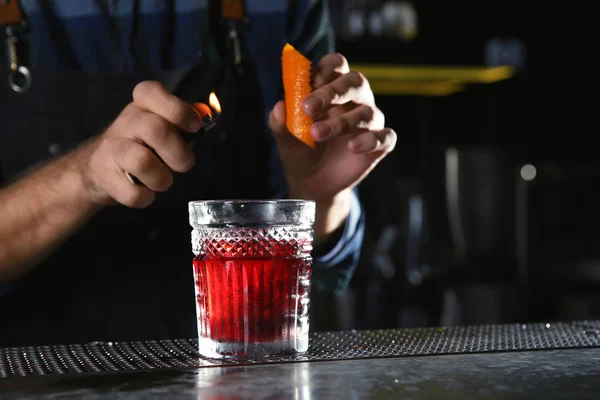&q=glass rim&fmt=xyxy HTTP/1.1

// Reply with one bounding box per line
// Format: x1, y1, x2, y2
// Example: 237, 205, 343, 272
188, 199, 312, 205
189, 199, 316, 227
